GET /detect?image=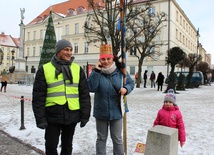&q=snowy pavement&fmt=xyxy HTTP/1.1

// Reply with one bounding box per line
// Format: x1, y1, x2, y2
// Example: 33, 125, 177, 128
0, 83, 214, 155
